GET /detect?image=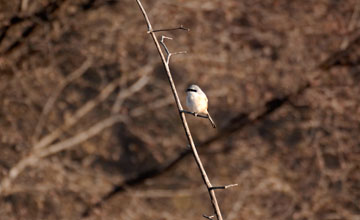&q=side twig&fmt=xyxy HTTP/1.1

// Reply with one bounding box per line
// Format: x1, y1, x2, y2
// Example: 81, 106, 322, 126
134, 1, 231, 219
150, 25, 190, 33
